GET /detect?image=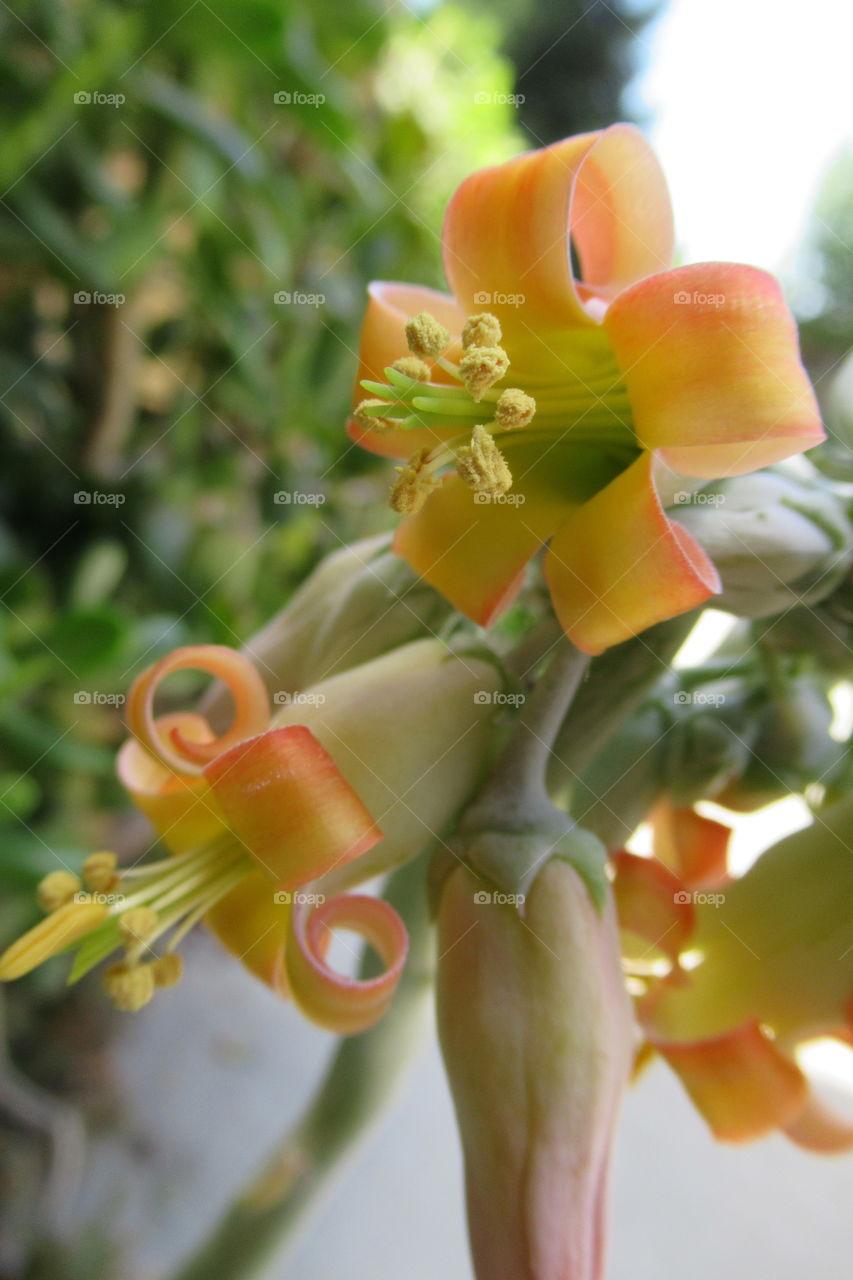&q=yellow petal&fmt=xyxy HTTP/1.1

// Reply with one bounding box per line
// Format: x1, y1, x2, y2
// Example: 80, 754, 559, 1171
545, 452, 720, 654
205, 868, 289, 995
